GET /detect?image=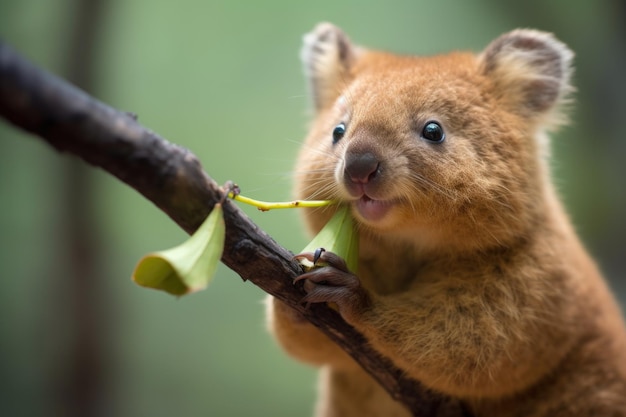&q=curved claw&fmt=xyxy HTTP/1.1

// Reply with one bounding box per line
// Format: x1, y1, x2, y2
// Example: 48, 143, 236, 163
313, 247, 326, 264
294, 249, 351, 272
315, 250, 350, 272
293, 252, 315, 263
